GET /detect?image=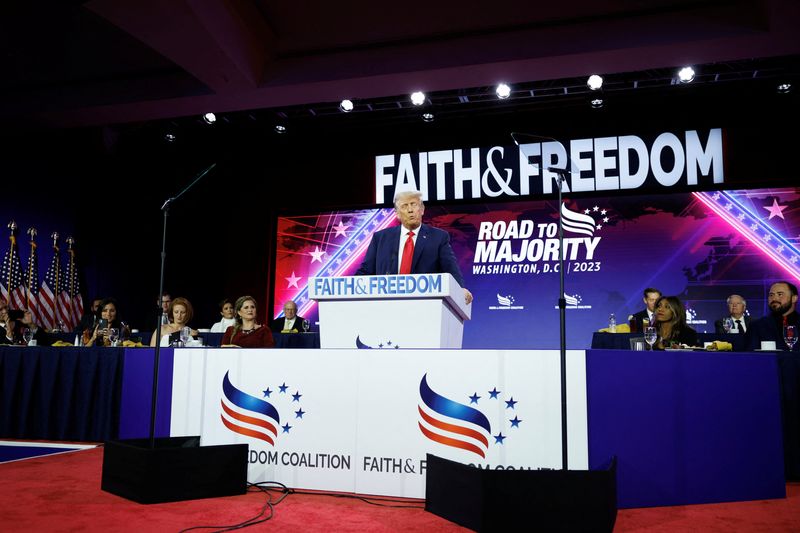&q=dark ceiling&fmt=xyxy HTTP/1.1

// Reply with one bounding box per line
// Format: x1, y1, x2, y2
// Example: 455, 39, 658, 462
1, 0, 799, 129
